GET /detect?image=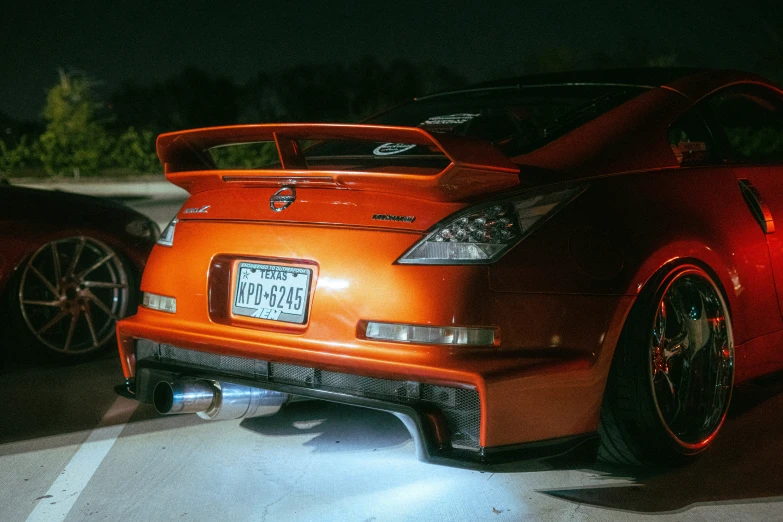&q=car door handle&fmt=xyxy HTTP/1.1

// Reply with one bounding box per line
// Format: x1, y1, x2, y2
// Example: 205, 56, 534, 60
738, 179, 775, 234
